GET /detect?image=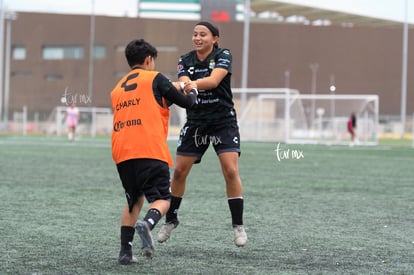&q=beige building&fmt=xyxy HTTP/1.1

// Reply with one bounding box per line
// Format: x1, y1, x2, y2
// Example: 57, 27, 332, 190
5, 12, 414, 121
